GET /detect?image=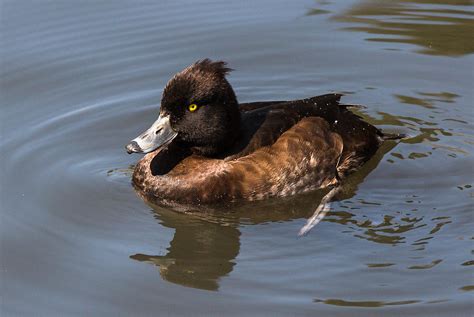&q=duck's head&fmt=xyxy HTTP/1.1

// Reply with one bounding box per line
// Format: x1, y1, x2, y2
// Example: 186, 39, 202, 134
126, 59, 240, 156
